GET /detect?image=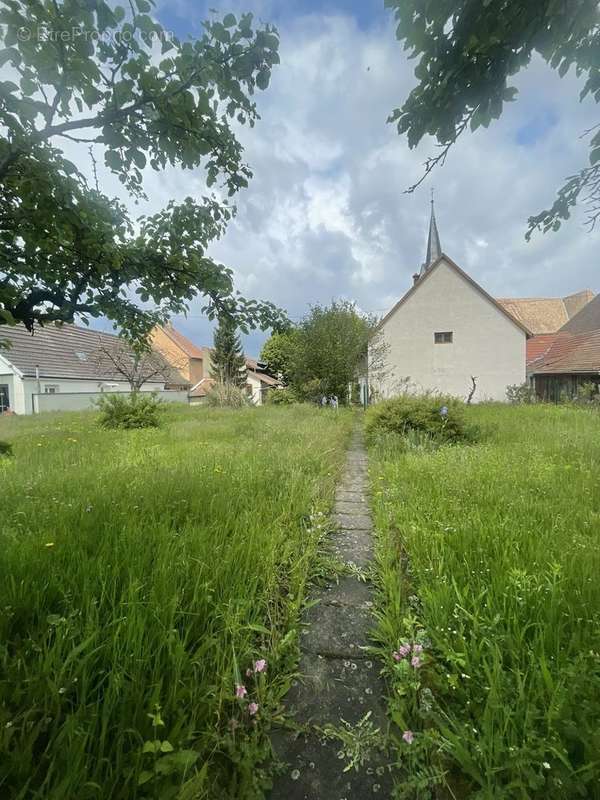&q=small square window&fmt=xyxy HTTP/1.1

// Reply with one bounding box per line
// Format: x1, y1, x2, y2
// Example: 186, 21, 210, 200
44, 385, 59, 394
434, 331, 453, 344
